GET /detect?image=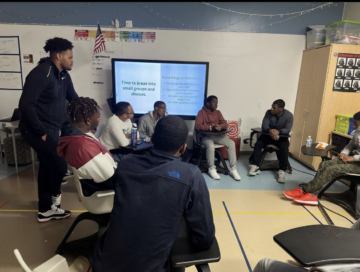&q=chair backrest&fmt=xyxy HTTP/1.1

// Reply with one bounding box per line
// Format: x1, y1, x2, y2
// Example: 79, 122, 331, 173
14, 249, 70, 272
69, 166, 115, 214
